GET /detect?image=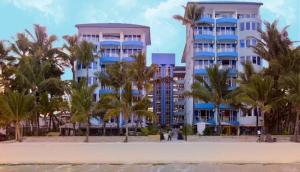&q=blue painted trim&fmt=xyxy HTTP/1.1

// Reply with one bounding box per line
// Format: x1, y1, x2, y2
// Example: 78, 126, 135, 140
216, 35, 238, 42
99, 89, 114, 94
122, 57, 135, 62
100, 56, 119, 63
194, 51, 215, 58
194, 69, 207, 75
194, 103, 233, 109
198, 17, 214, 24
194, 34, 214, 41
122, 41, 144, 48
100, 41, 120, 47
216, 51, 238, 57
216, 17, 237, 24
